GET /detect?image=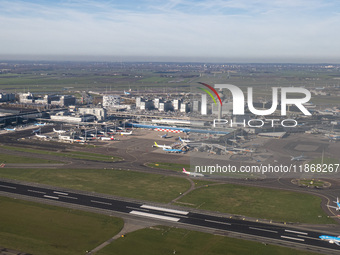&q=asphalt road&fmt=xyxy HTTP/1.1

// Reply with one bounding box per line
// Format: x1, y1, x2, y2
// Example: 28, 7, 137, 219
0, 179, 339, 254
